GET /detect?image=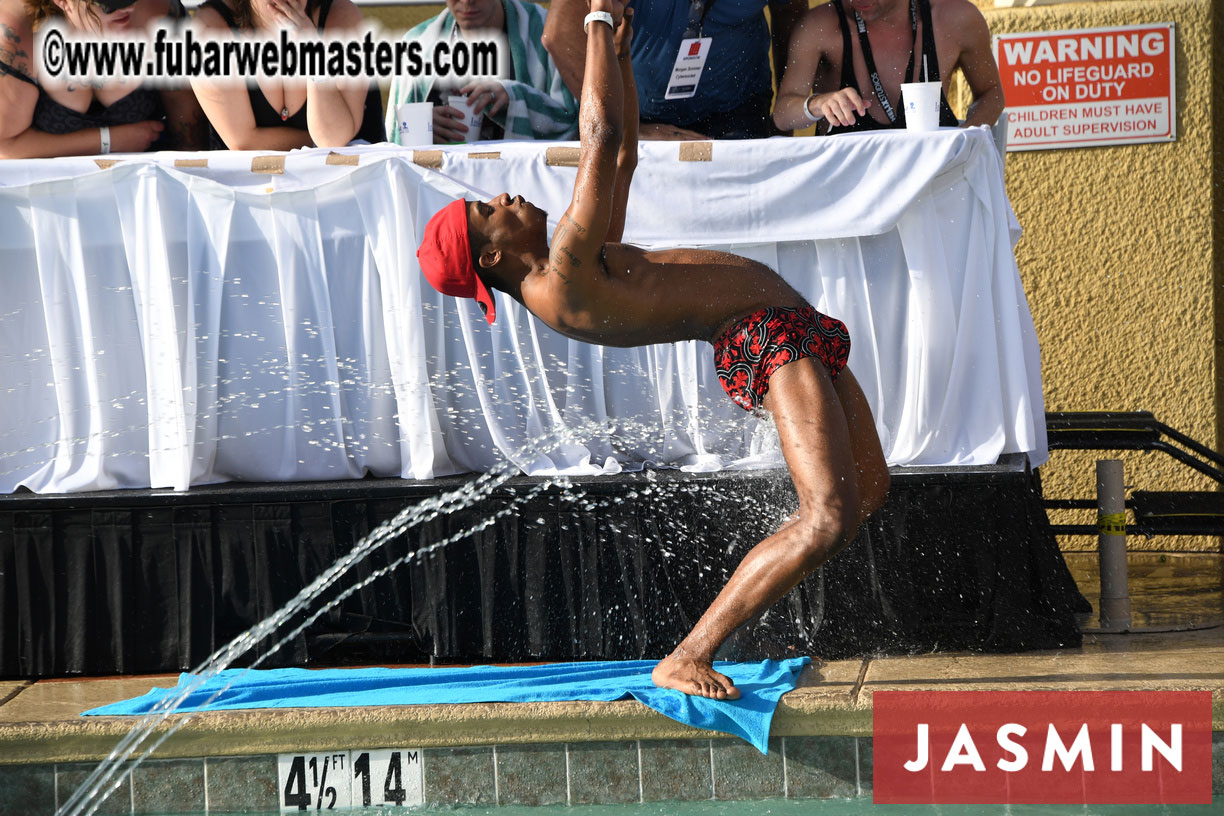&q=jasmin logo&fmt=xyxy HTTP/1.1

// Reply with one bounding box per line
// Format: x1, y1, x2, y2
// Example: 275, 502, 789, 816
872, 691, 1212, 804
905, 721, 1182, 773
